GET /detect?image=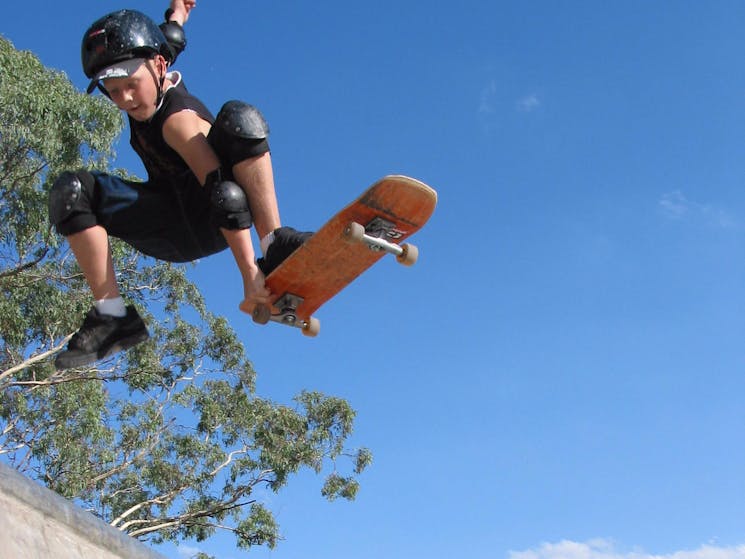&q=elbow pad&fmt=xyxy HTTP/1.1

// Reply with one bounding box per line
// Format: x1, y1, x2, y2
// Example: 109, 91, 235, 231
206, 170, 253, 230
159, 20, 187, 63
